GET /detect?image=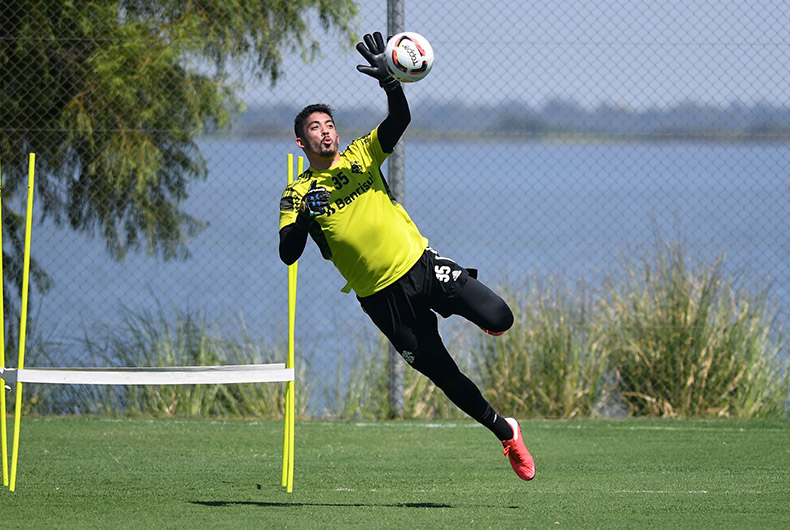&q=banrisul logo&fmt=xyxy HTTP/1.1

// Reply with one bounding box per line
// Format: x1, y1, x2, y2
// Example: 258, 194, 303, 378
334, 175, 374, 210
